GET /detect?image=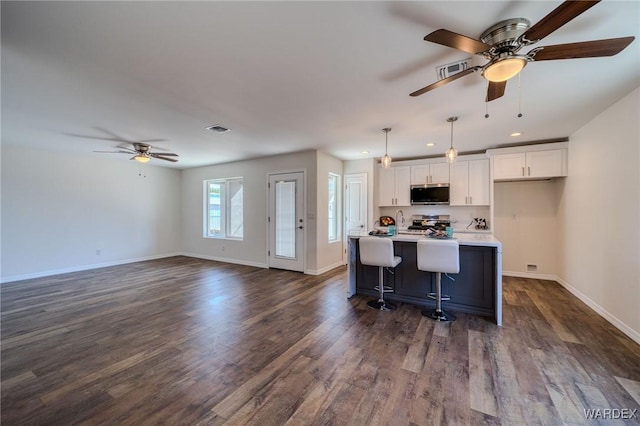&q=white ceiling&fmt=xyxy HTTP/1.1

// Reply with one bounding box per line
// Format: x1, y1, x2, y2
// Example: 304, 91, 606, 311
2, 1, 639, 169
